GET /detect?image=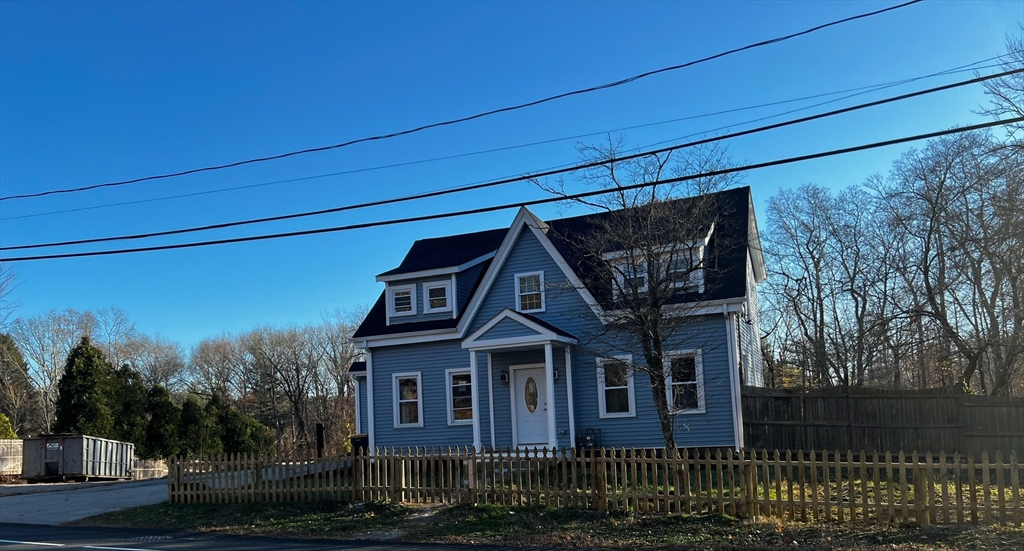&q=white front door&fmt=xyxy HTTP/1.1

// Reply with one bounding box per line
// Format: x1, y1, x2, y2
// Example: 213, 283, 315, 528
513, 367, 549, 446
